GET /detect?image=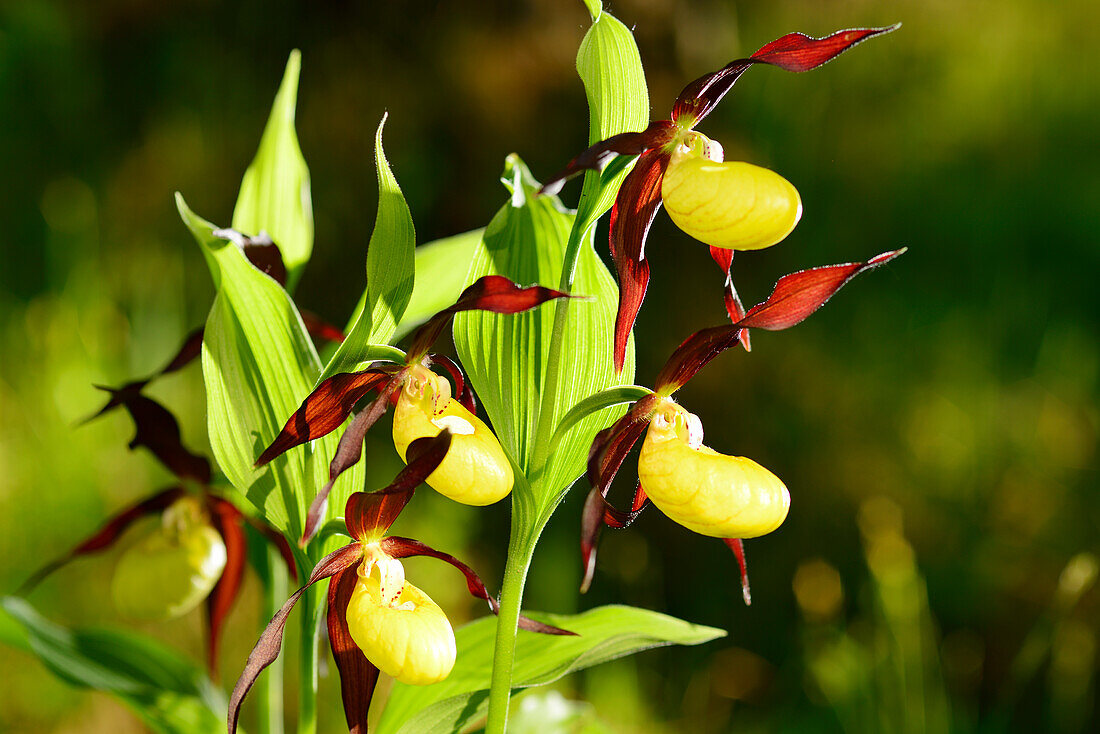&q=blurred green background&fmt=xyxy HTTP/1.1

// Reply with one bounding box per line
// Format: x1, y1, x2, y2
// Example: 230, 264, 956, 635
1, 0, 1096, 732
